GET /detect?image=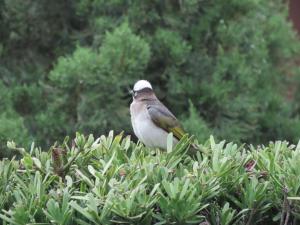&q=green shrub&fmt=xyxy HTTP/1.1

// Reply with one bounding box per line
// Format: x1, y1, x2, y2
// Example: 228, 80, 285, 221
0, 133, 299, 224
